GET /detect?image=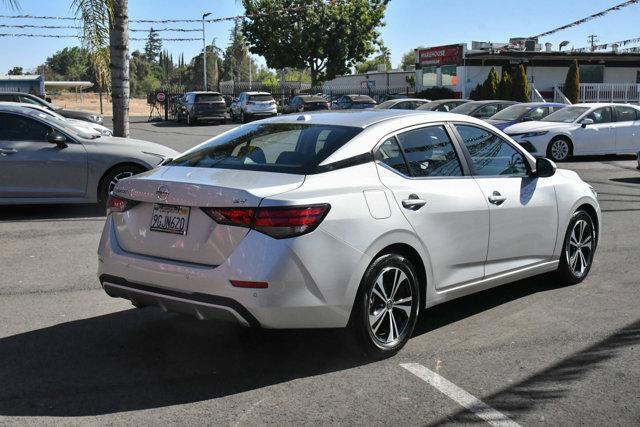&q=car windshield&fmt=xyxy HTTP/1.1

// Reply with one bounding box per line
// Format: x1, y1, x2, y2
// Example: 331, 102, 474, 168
28, 110, 98, 139
195, 93, 223, 102
541, 106, 589, 123
167, 123, 362, 174
490, 105, 531, 121
449, 102, 481, 115
248, 94, 274, 102
352, 96, 375, 104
